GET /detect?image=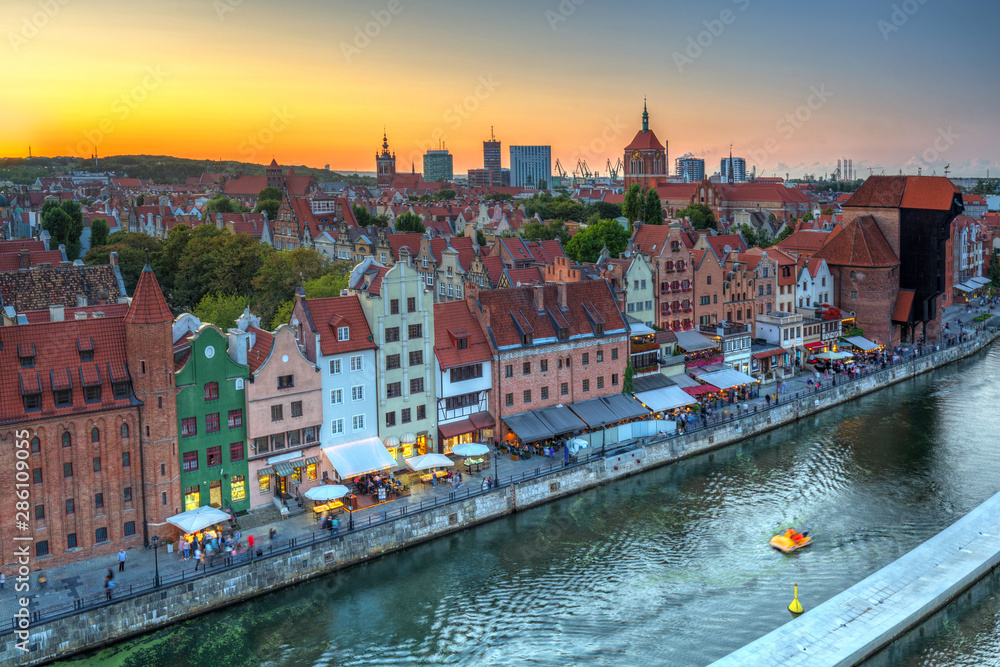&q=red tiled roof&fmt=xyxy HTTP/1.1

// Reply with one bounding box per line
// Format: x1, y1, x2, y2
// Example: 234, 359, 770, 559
21, 303, 129, 324
624, 129, 665, 151
631, 224, 670, 255
812, 215, 898, 268
892, 289, 916, 323
387, 233, 424, 261
246, 326, 274, 372
433, 301, 491, 369
706, 235, 746, 257
0, 239, 45, 252
302, 295, 376, 356
776, 230, 831, 255
505, 267, 544, 286
846, 175, 959, 211
125, 266, 172, 324
481, 255, 505, 286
